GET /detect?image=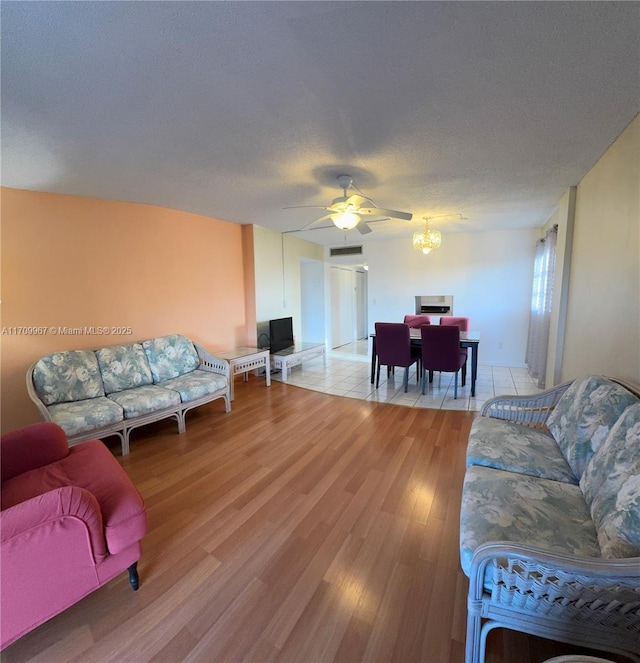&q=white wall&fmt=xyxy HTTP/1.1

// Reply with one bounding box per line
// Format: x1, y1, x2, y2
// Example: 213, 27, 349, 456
362, 229, 539, 366
252, 225, 324, 346
300, 258, 326, 344
544, 187, 575, 387
560, 114, 640, 382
